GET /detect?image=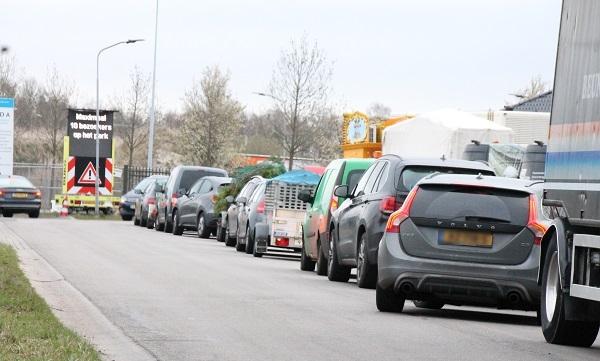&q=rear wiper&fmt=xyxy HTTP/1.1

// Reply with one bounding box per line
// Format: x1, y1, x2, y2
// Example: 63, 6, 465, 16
452, 215, 511, 223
